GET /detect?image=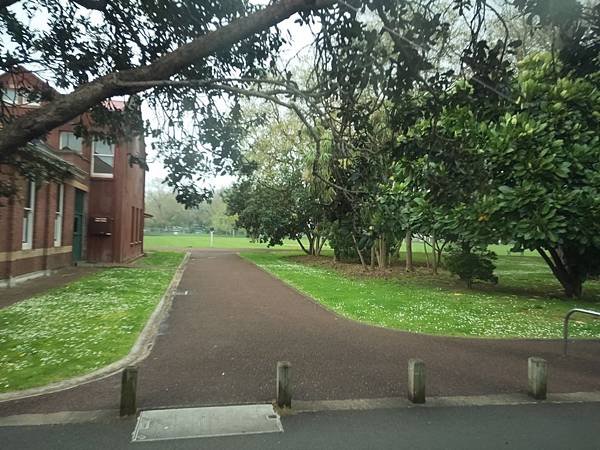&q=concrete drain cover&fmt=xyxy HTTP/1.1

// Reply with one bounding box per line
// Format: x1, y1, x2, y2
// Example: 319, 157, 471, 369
131, 404, 283, 442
